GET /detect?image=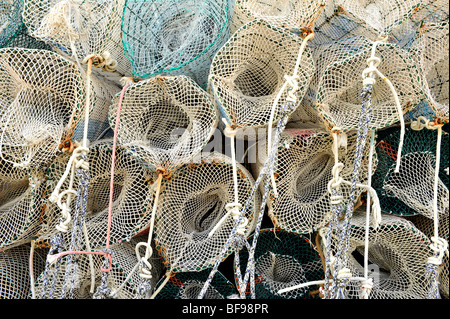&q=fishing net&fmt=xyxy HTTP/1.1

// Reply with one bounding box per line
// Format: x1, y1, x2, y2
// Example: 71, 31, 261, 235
121, 0, 230, 88
252, 125, 375, 234
0, 0, 23, 48
209, 19, 314, 131
22, 0, 132, 80
109, 75, 218, 173
0, 47, 118, 169
34, 139, 157, 250
154, 269, 238, 299
3, 24, 55, 50
153, 152, 260, 273
406, 213, 449, 298
0, 243, 47, 299
236, 228, 324, 299
323, 211, 434, 299
33, 236, 164, 299
230, 0, 325, 33
0, 156, 46, 250
373, 125, 449, 217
